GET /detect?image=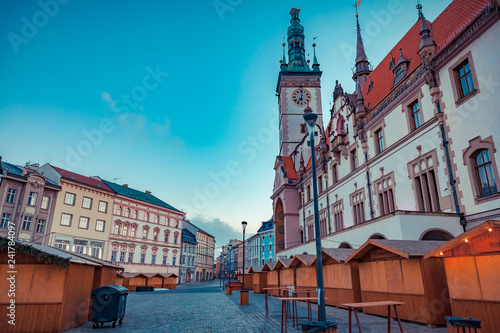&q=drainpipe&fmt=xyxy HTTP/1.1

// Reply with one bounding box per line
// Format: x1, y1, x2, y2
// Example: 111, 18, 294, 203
361, 142, 375, 220
435, 101, 466, 231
